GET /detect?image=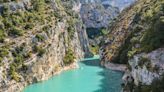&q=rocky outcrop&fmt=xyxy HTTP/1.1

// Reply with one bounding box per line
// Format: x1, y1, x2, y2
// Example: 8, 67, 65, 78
128, 48, 164, 85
